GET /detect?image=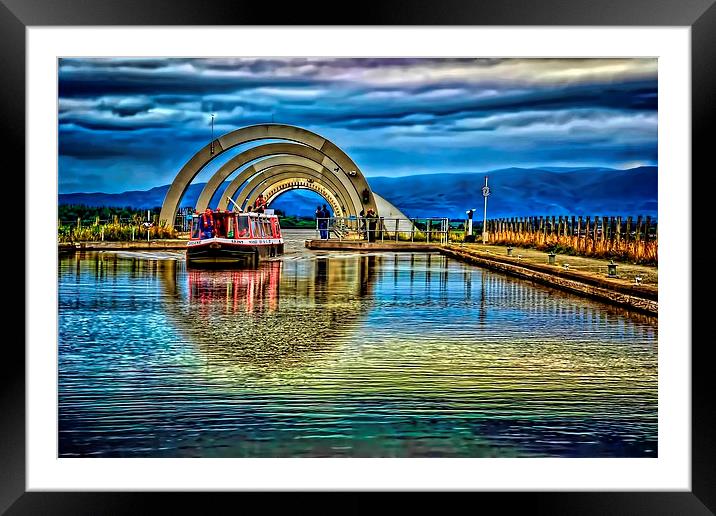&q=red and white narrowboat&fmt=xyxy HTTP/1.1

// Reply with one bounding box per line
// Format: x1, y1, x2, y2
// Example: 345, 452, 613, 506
187, 210, 284, 267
